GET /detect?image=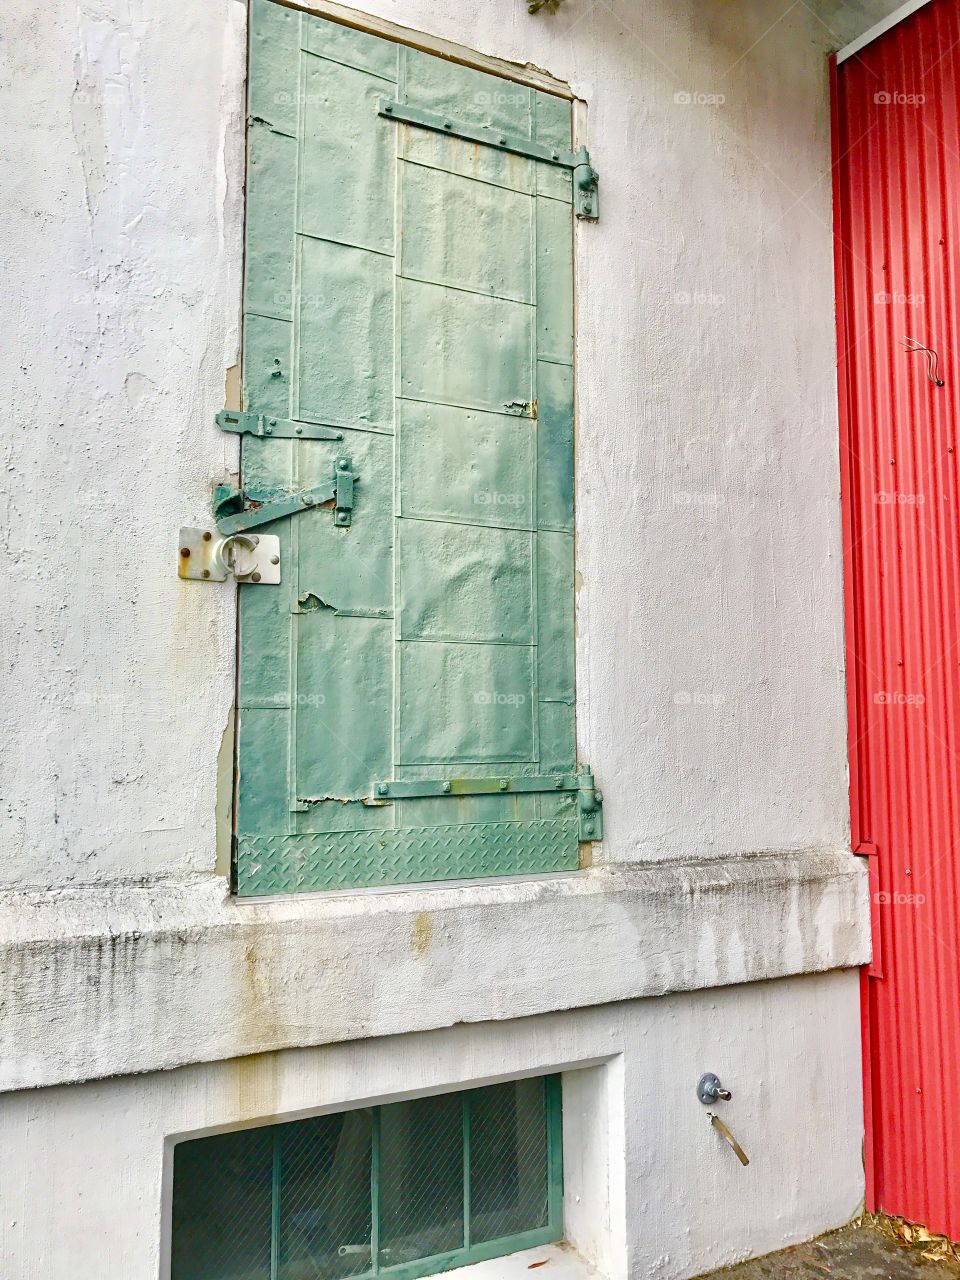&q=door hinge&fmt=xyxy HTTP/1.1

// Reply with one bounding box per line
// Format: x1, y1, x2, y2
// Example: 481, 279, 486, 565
854, 841, 883, 979
577, 772, 603, 841
216, 410, 344, 442
378, 99, 599, 221
572, 149, 599, 221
